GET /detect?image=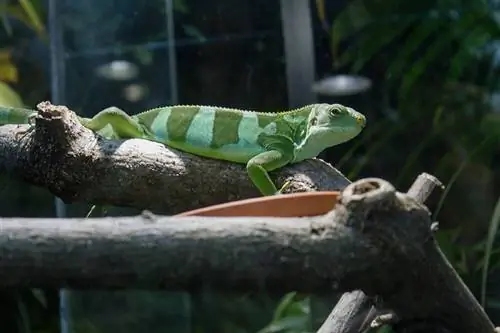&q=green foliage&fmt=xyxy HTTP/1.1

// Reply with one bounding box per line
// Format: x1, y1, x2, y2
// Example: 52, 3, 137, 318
0, 0, 46, 38
257, 293, 311, 333
329, 0, 500, 99
314, 0, 500, 326
257, 293, 395, 333
482, 197, 500, 306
